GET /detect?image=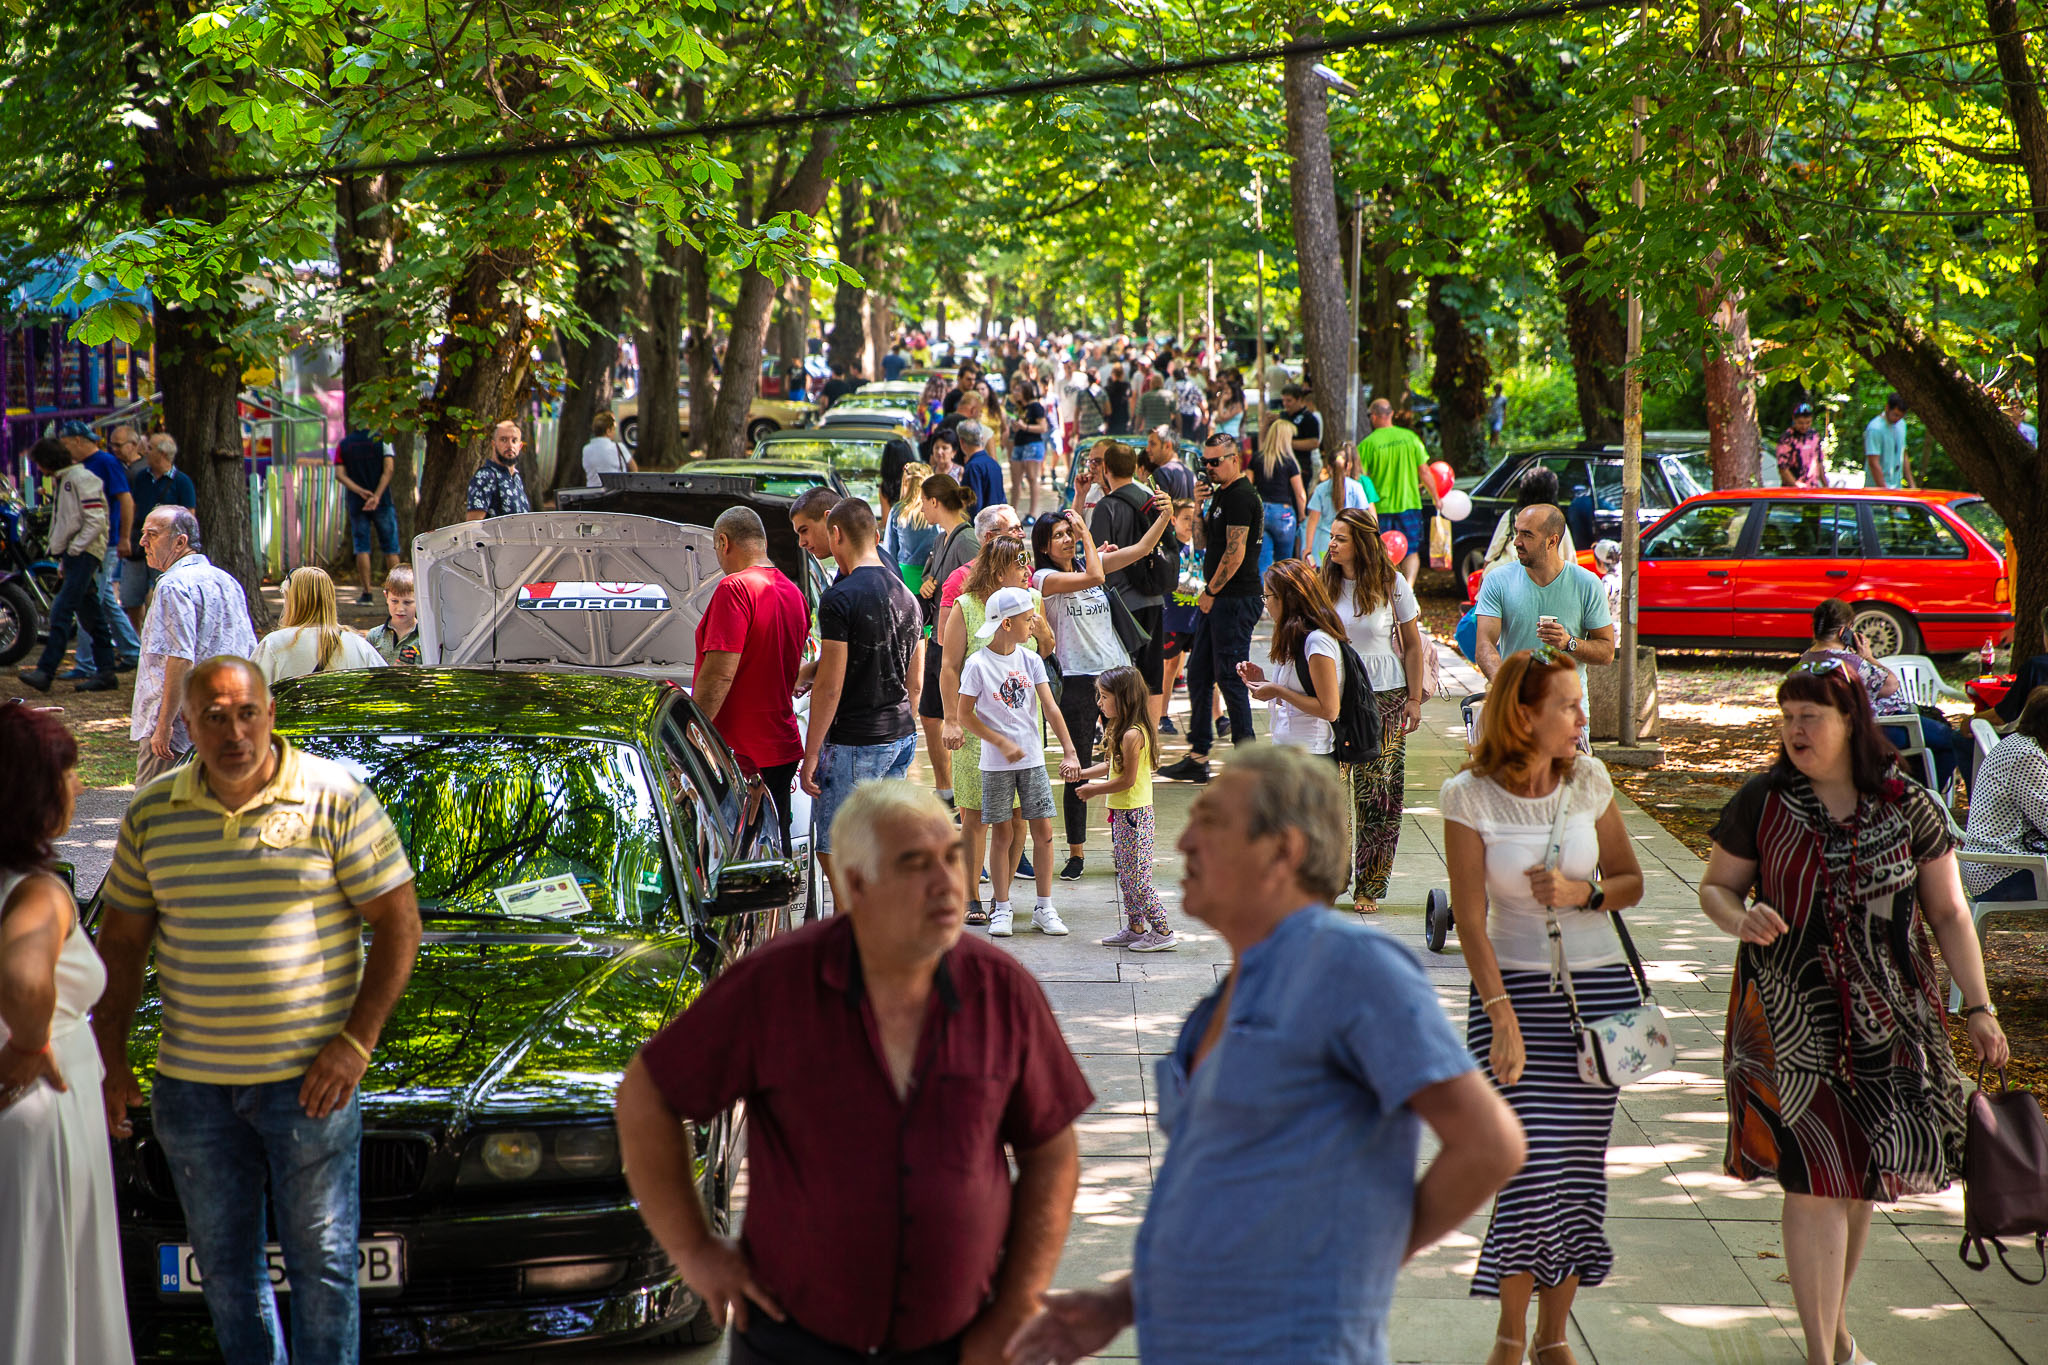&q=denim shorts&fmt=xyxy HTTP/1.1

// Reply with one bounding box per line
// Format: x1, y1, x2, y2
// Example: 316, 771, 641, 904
980, 763, 1055, 824
348, 497, 401, 555
1012, 441, 1047, 464
815, 733, 917, 853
